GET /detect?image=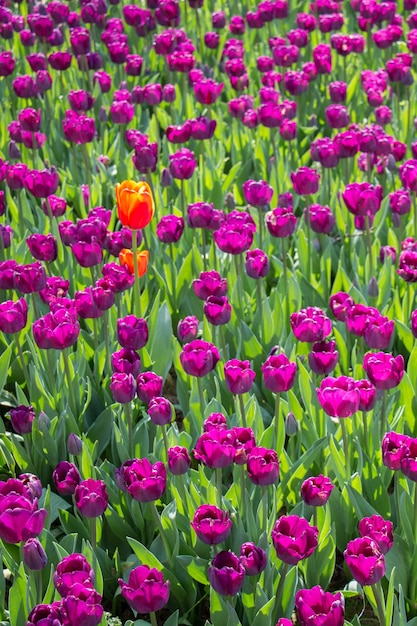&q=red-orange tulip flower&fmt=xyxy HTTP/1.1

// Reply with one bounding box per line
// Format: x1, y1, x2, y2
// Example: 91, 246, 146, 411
119, 249, 149, 276
116, 180, 154, 230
